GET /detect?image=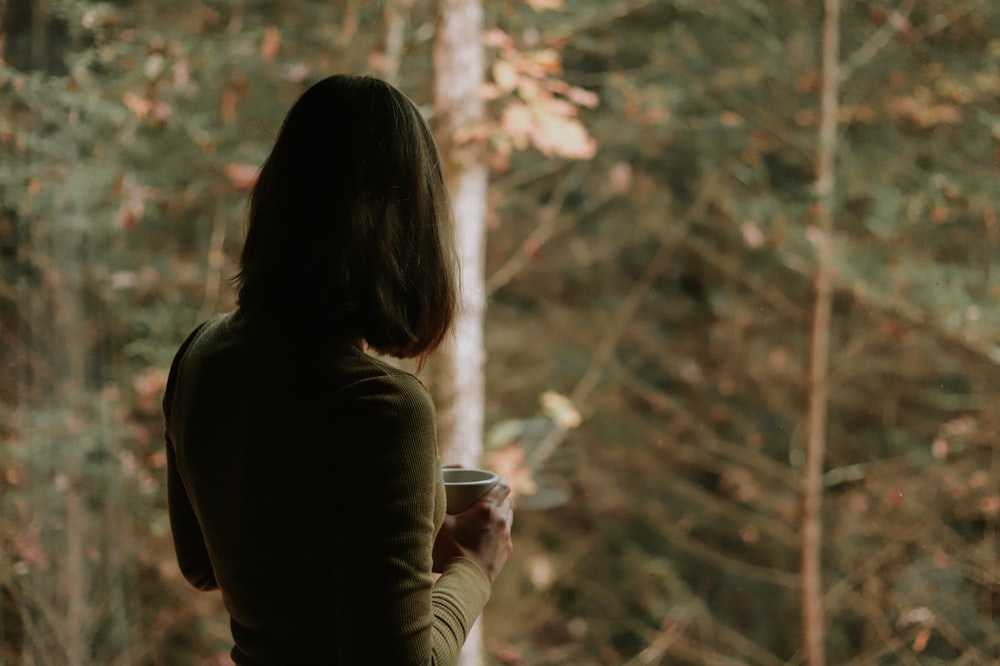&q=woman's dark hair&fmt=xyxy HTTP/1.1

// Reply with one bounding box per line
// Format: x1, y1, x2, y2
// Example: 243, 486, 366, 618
234, 75, 458, 360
